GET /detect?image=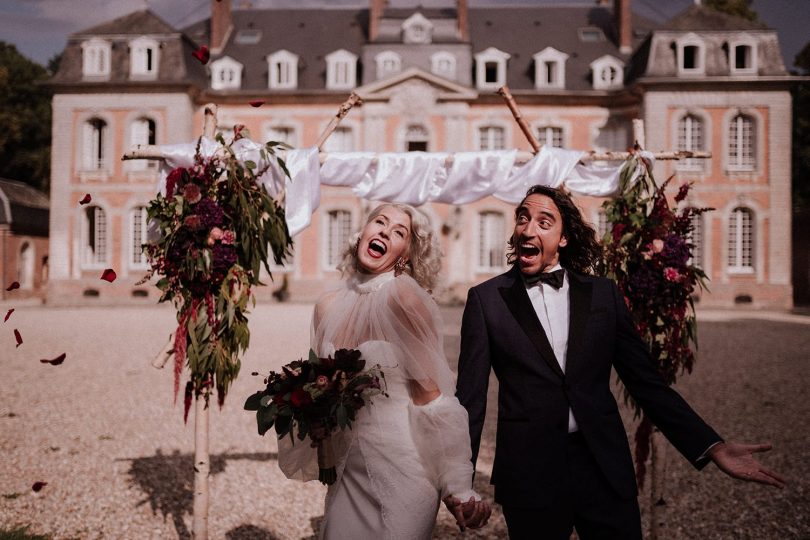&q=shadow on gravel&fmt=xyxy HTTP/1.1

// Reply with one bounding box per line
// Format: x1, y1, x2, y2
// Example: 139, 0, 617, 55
225, 524, 281, 539
121, 449, 277, 540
